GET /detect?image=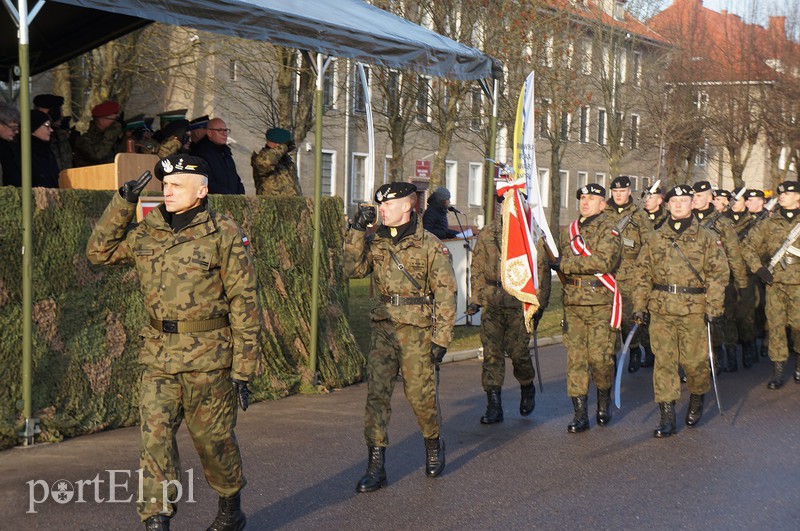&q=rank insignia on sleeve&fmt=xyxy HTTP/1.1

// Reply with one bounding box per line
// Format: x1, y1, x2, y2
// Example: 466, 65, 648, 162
441, 246, 450, 256
242, 235, 250, 247
611, 229, 620, 237
715, 240, 722, 247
